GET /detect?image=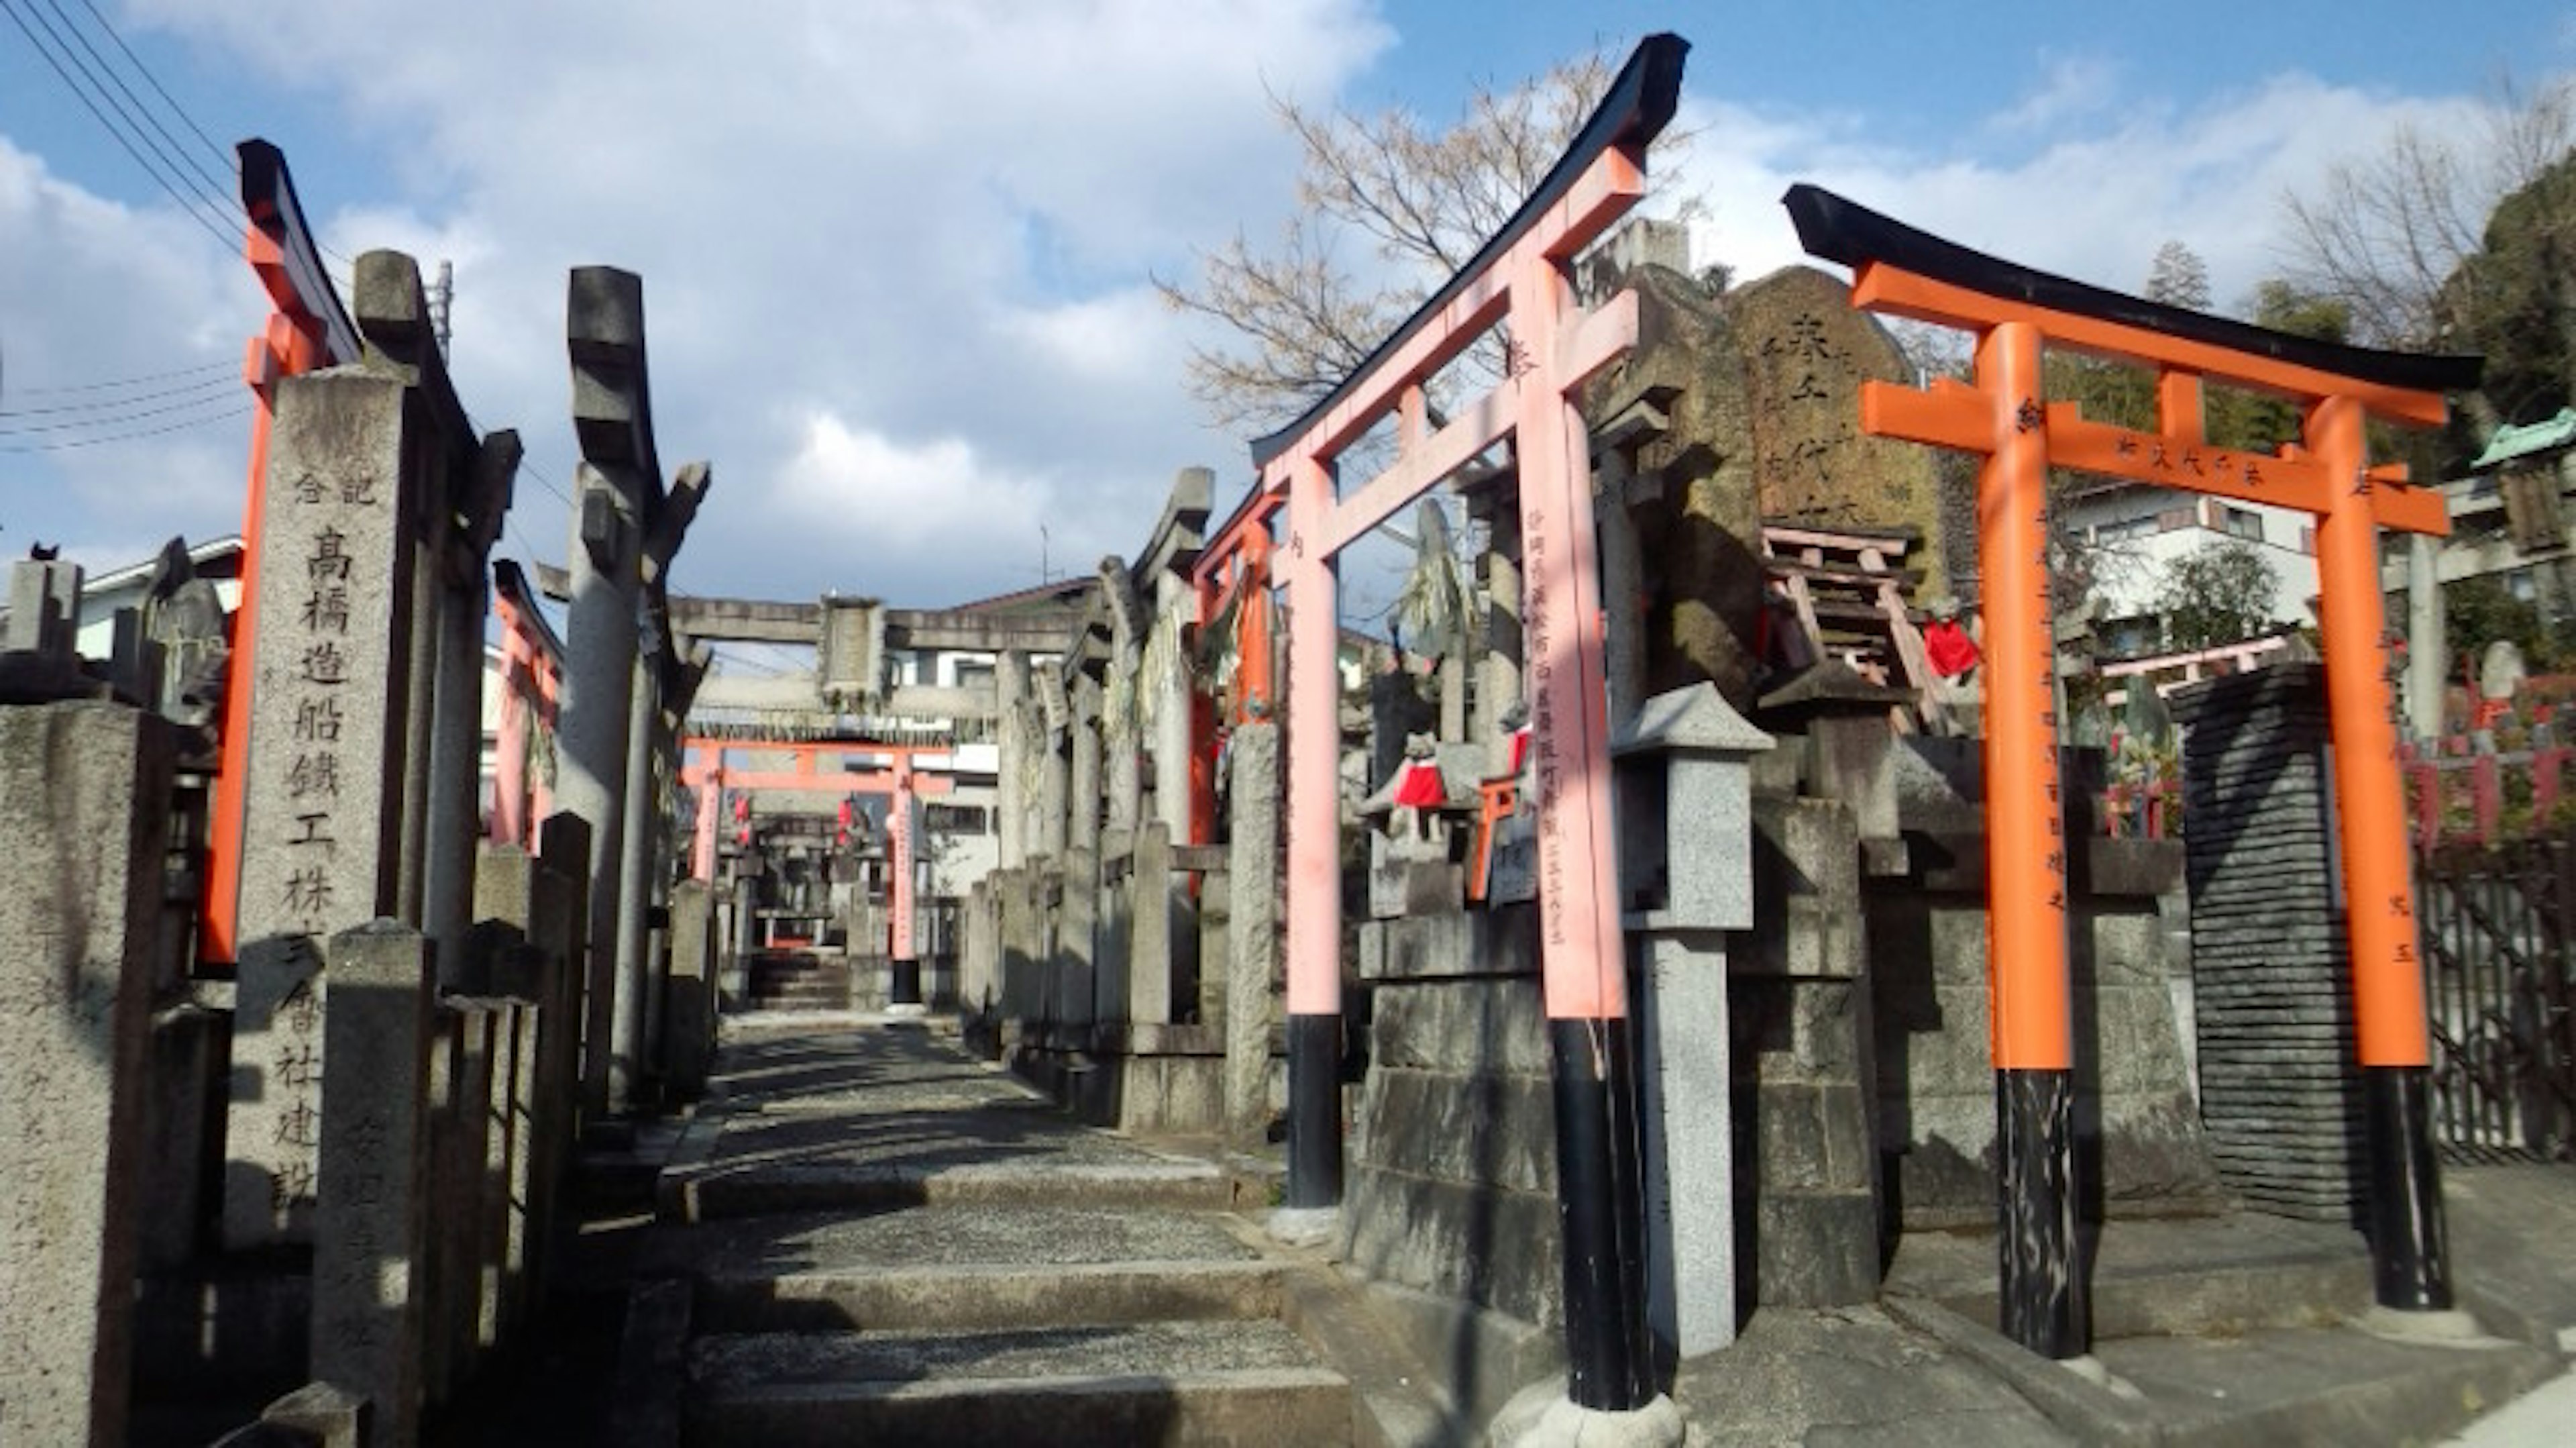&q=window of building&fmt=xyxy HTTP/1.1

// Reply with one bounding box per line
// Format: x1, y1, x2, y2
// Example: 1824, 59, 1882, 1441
2218, 505, 2263, 543
925, 804, 990, 835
